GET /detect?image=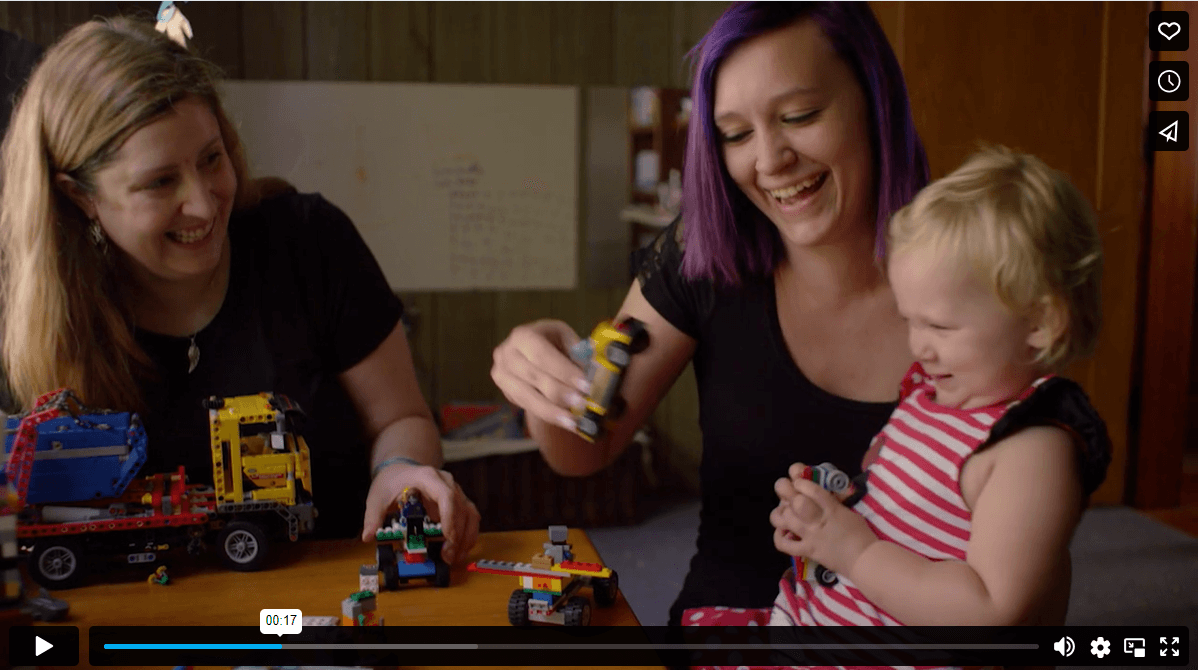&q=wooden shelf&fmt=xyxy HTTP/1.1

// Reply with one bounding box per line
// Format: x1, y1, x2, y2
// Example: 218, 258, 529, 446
627, 88, 689, 216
